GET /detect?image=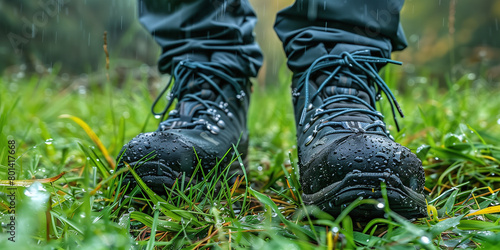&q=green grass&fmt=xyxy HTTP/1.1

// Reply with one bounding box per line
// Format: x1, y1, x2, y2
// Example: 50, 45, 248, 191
1, 64, 500, 249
